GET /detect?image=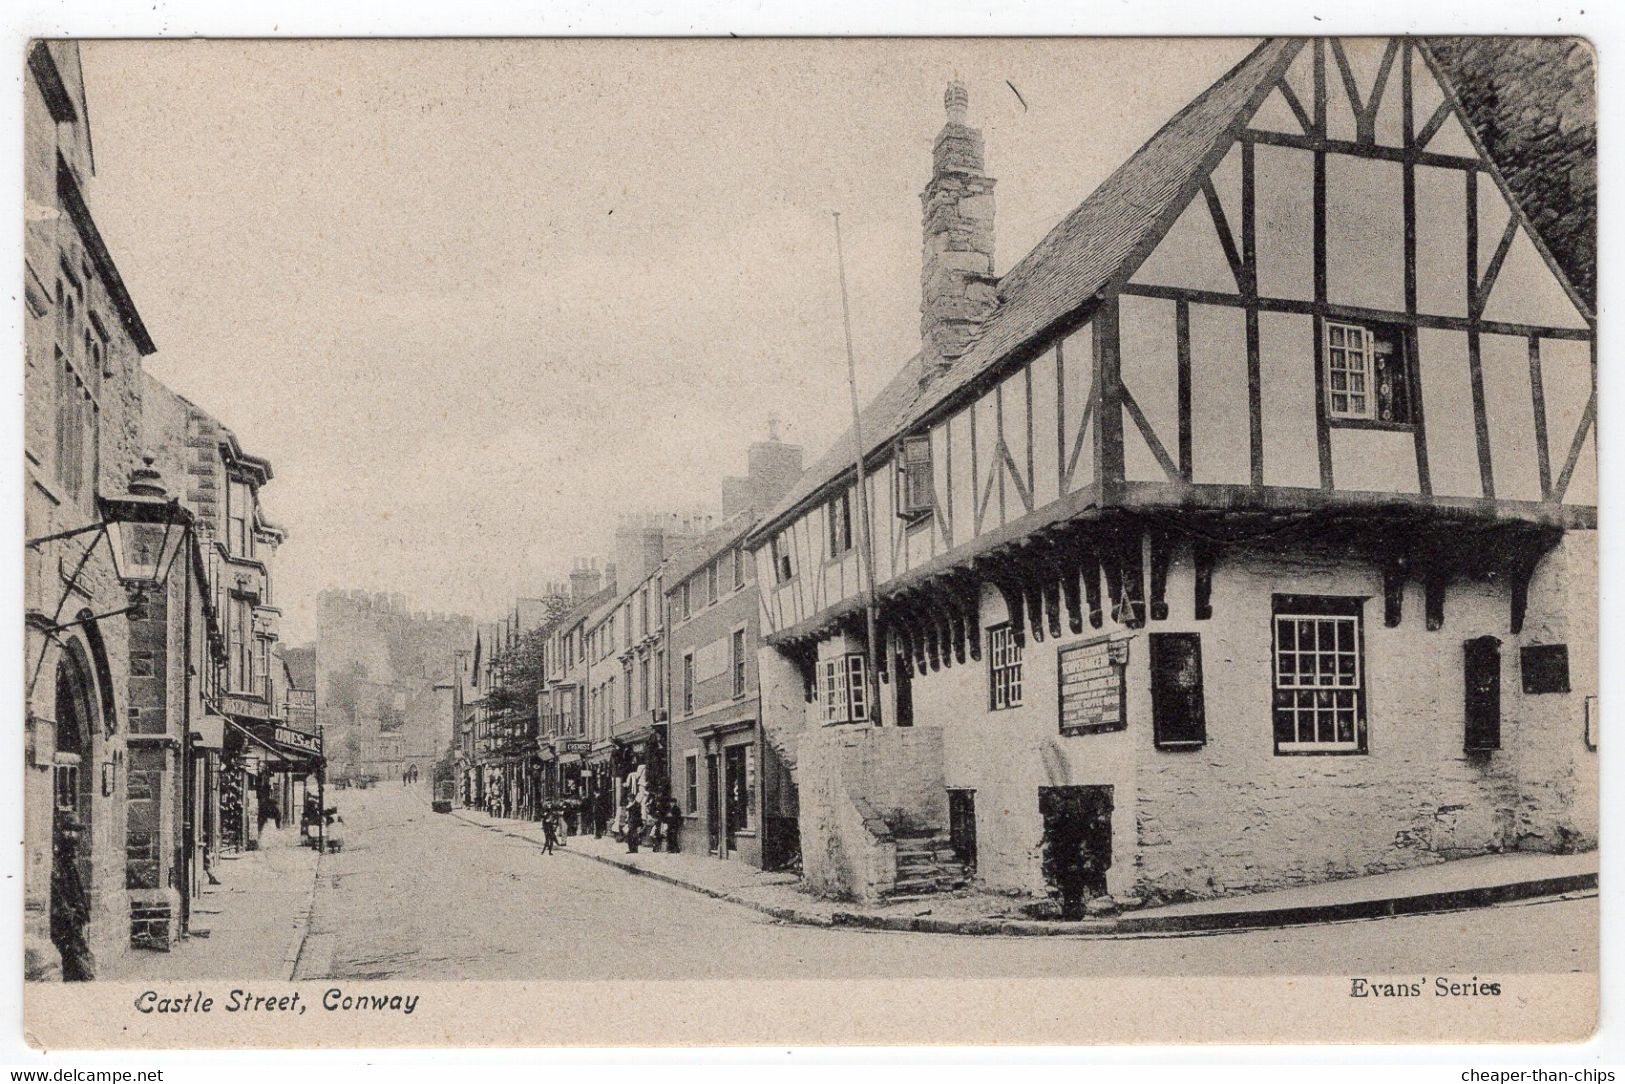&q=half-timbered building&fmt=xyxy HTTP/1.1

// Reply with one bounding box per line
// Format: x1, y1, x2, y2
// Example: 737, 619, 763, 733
748, 38, 1597, 908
